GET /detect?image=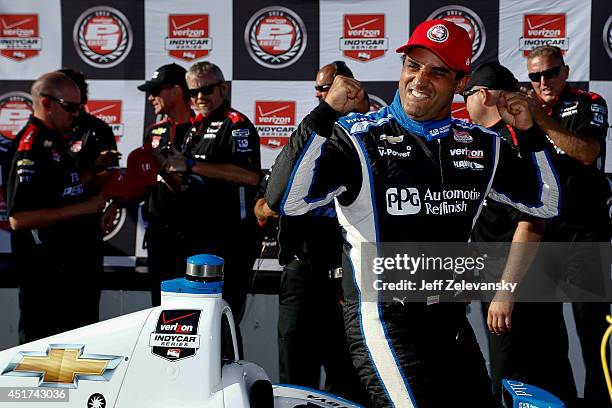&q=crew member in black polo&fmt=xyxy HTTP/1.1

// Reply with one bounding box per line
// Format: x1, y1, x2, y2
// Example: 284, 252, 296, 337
7, 72, 105, 343
152, 61, 261, 324
526, 45, 611, 406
